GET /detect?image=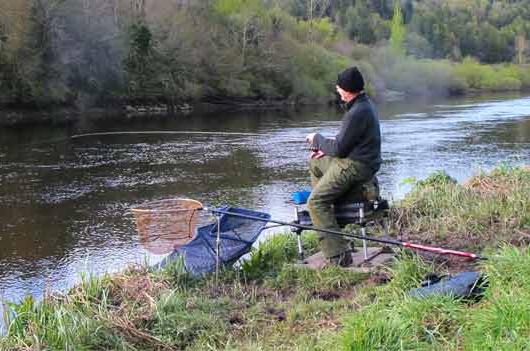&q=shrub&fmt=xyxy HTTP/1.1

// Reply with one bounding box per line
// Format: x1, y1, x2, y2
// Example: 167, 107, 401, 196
454, 57, 525, 91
